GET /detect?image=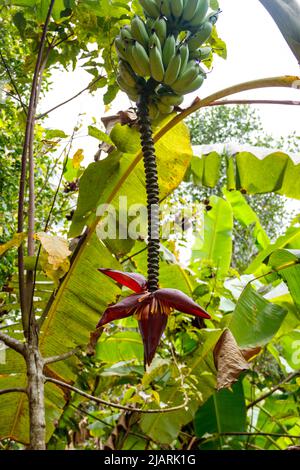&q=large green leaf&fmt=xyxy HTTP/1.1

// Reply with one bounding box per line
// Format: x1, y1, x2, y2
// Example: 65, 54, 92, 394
192, 144, 300, 199
194, 381, 246, 444
229, 285, 287, 348
223, 188, 270, 250
192, 195, 233, 278
268, 248, 300, 315
246, 222, 300, 275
